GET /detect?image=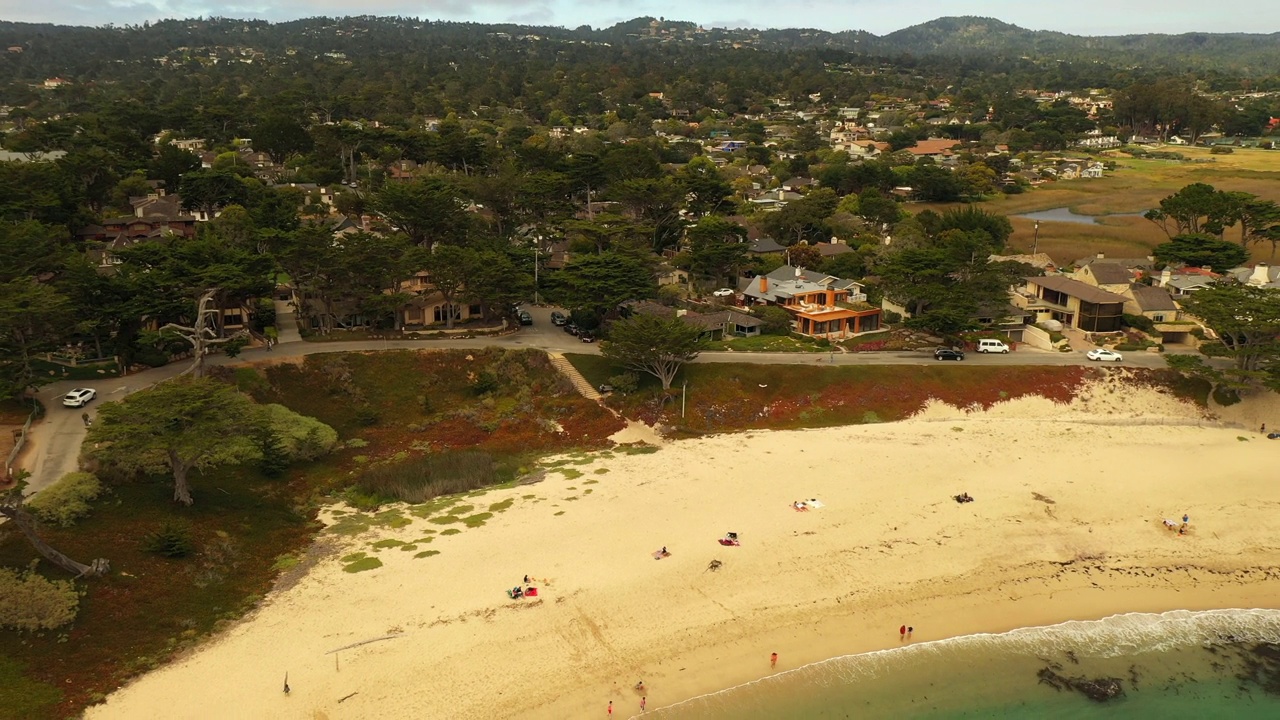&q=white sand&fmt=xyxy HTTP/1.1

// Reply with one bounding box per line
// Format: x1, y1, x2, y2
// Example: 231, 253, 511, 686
86, 380, 1280, 719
